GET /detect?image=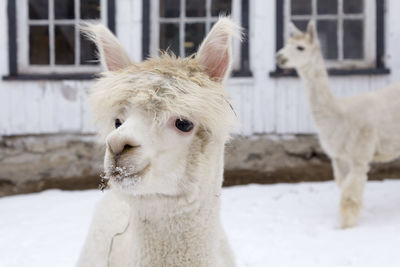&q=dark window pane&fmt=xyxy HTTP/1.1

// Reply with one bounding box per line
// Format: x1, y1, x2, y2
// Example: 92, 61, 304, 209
186, 0, 205, 17
160, 23, 180, 56
292, 20, 308, 32
80, 33, 98, 65
29, 0, 48, 19
185, 23, 205, 56
210, 22, 216, 30
317, 20, 338, 59
81, 0, 101, 19
317, 0, 337, 14
55, 25, 75, 65
211, 0, 231, 16
160, 0, 180, 18
343, 20, 363, 59
344, 0, 363, 14
29, 26, 49, 65
54, 0, 74, 19
291, 0, 311, 15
